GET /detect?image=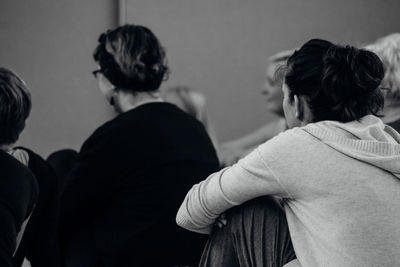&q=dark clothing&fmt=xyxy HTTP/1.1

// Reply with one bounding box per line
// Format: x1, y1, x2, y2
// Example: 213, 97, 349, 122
0, 150, 38, 267
200, 197, 296, 267
60, 103, 219, 266
13, 147, 60, 267
47, 149, 78, 190
388, 118, 400, 132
